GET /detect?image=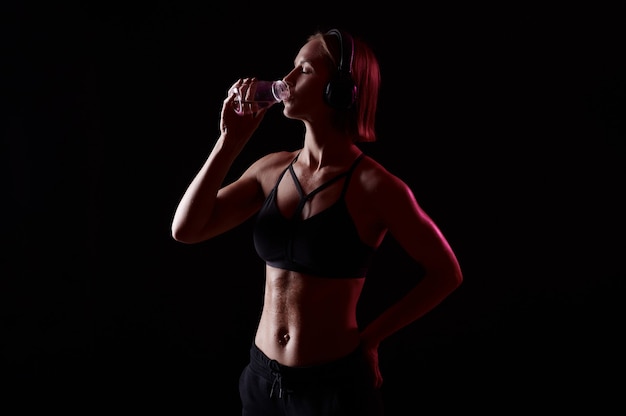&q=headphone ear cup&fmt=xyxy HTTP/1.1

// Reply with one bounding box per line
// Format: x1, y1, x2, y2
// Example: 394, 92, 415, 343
324, 72, 357, 110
